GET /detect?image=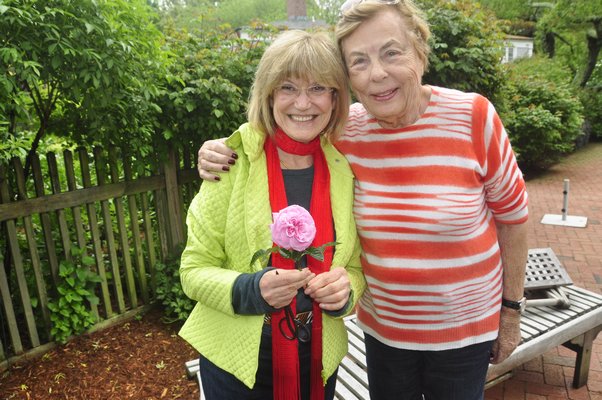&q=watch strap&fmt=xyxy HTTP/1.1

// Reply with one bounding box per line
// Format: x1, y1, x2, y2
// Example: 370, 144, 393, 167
501, 297, 526, 311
